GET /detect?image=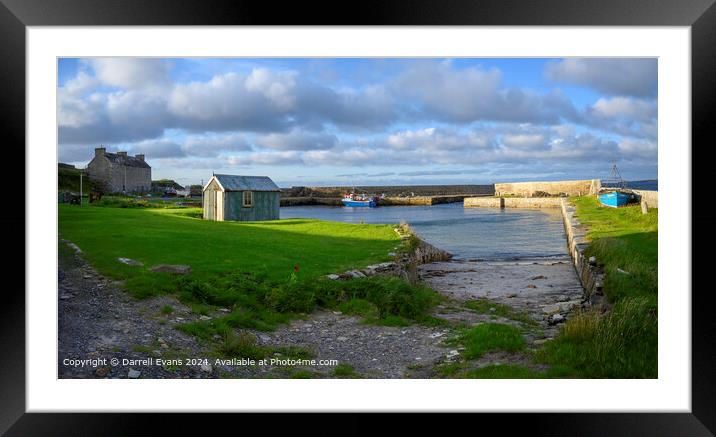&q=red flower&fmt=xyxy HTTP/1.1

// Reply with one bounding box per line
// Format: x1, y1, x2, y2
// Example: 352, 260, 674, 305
294, 264, 299, 273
